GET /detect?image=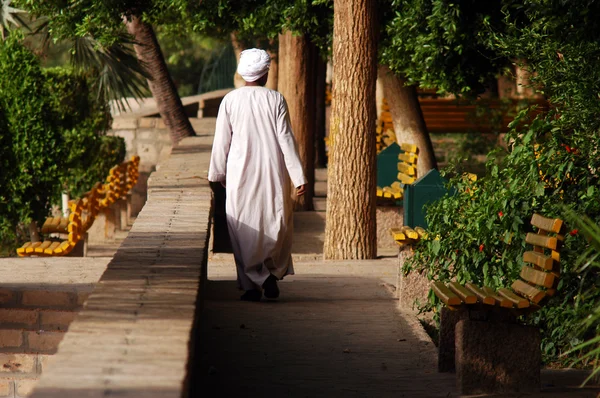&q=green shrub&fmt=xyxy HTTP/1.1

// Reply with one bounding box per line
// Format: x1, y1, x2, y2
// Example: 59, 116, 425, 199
0, 35, 124, 253
0, 33, 64, 245
42, 67, 123, 198
408, 108, 600, 365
